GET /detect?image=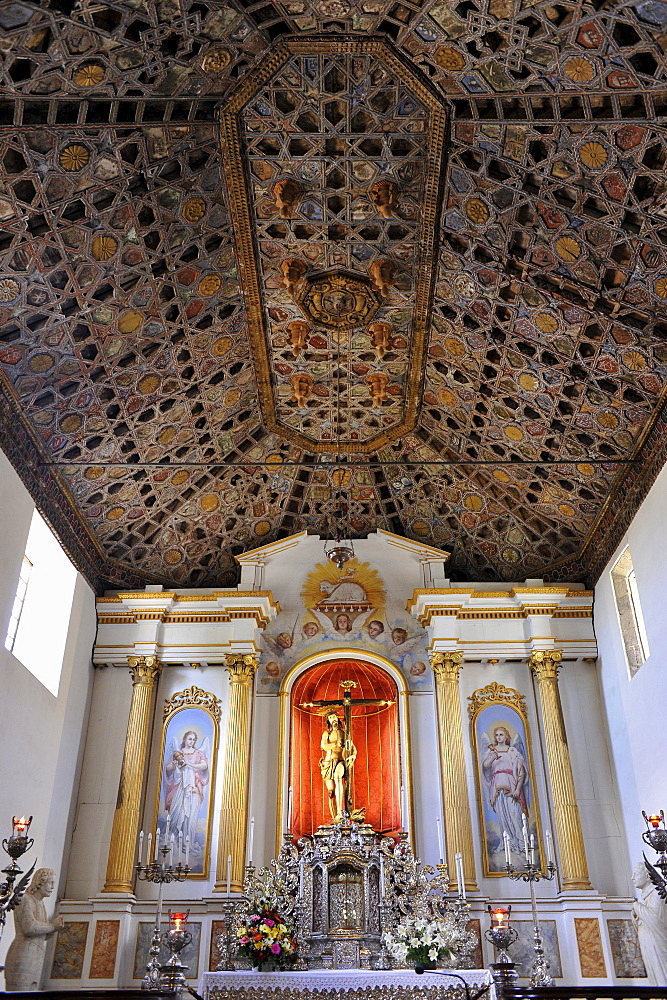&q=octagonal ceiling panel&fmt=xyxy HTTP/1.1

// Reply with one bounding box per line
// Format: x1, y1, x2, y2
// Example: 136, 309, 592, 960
220, 39, 447, 452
